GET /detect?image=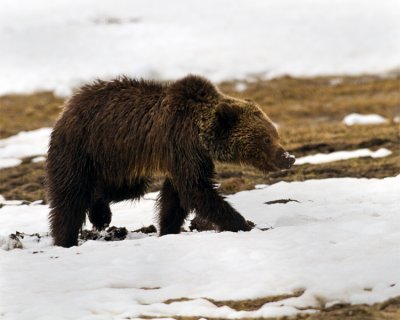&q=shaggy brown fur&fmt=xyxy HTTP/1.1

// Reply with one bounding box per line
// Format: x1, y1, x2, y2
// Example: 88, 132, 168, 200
47, 75, 295, 247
